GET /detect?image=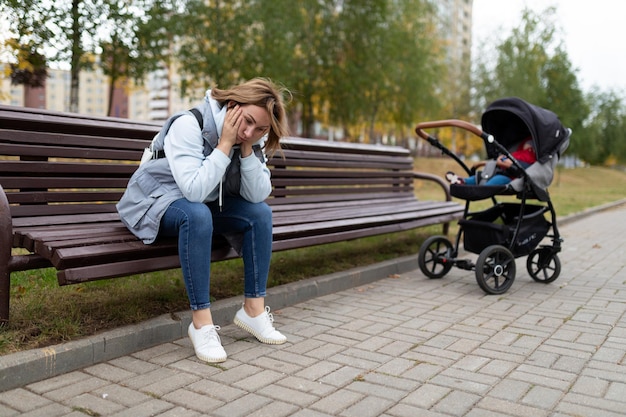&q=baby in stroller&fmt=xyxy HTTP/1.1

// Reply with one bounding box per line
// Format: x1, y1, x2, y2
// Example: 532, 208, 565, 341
446, 137, 536, 186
